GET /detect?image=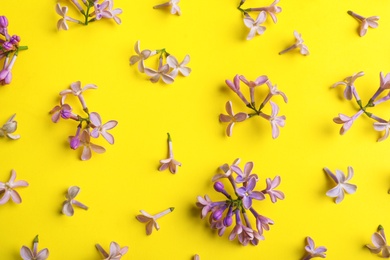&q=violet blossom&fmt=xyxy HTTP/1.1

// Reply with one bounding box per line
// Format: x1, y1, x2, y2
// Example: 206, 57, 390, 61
324, 166, 357, 204
348, 11, 379, 37
20, 235, 49, 260
79, 129, 106, 160
153, 0, 181, 15
95, 241, 128, 260
374, 120, 390, 142
212, 158, 241, 182
0, 114, 20, 140
136, 207, 174, 235
231, 161, 258, 183
302, 236, 327, 260
62, 186, 88, 216
90, 112, 118, 144
219, 101, 248, 137
332, 71, 364, 101
236, 176, 265, 209
159, 133, 181, 174
263, 176, 285, 203
366, 225, 390, 258
93, 0, 123, 24
0, 169, 28, 205
333, 110, 364, 135
279, 31, 309, 55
